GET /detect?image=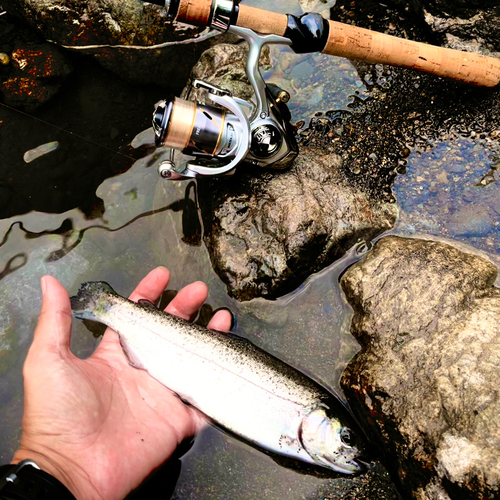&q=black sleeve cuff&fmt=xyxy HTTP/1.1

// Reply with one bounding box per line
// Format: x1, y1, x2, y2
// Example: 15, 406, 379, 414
0, 462, 76, 500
